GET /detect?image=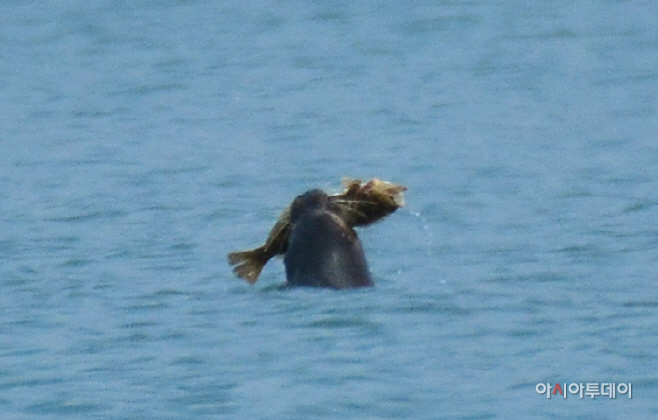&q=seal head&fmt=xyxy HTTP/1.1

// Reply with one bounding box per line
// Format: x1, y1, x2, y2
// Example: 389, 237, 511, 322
283, 189, 373, 288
